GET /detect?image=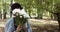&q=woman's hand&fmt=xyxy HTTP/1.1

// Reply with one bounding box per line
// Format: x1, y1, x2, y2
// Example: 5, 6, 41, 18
16, 24, 27, 32
23, 25, 28, 32
16, 24, 23, 32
